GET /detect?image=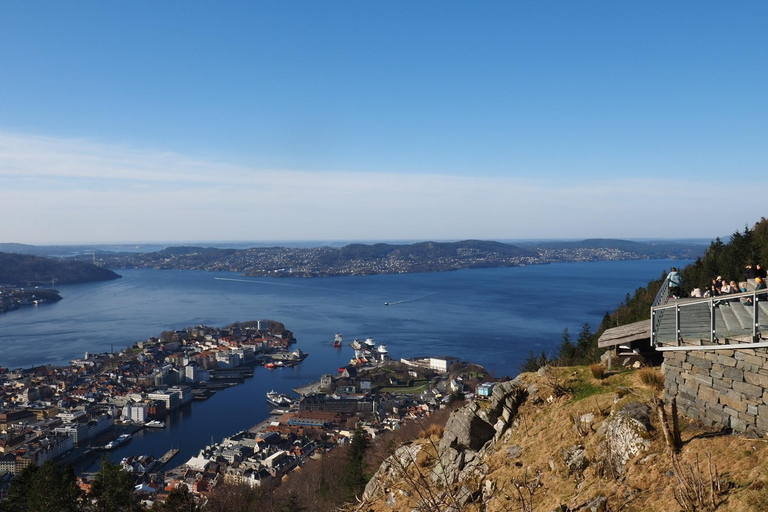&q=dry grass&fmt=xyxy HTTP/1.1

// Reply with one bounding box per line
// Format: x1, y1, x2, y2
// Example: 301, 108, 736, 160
419, 424, 444, 439
638, 367, 665, 391
357, 368, 768, 512
589, 363, 605, 380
